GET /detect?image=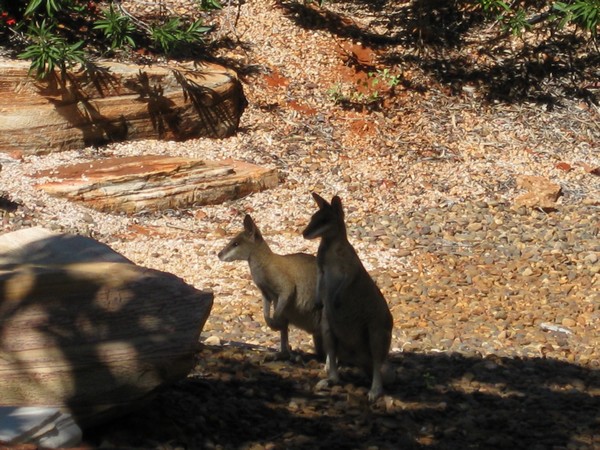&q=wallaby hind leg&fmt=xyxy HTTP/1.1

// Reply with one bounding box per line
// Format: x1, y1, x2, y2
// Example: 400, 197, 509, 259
315, 351, 339, 391
367, 329, 392, 401
382, 361, 395, 385
322, 313, 339, 383
279, 326, 291, 358
368, 365, 384, 402
262, 295, 291, 358
315, 312, 339, 390
312, 332, 326, 361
